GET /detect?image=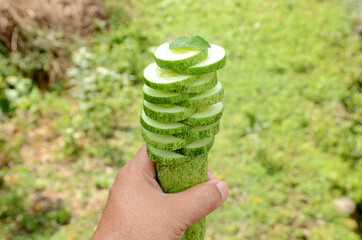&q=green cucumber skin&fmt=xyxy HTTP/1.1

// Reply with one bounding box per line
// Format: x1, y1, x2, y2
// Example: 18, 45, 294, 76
143, 91, 190, 104
176, 122, 220, 141
156, 154, 208, 240
179, 137, 215, 156
181, 109, 224, 126
174, 55, 226, 75
140, 114, 189, 135
147, 145, 191, 165
155, 49, 208, 72
141, 128, 187, 151
175, 73, 218, 94
144, 75, 198, 91
156, 153, 208, 192
182, 219, 206, 240
143, 103, 196, 122
178, 87, 224, 108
